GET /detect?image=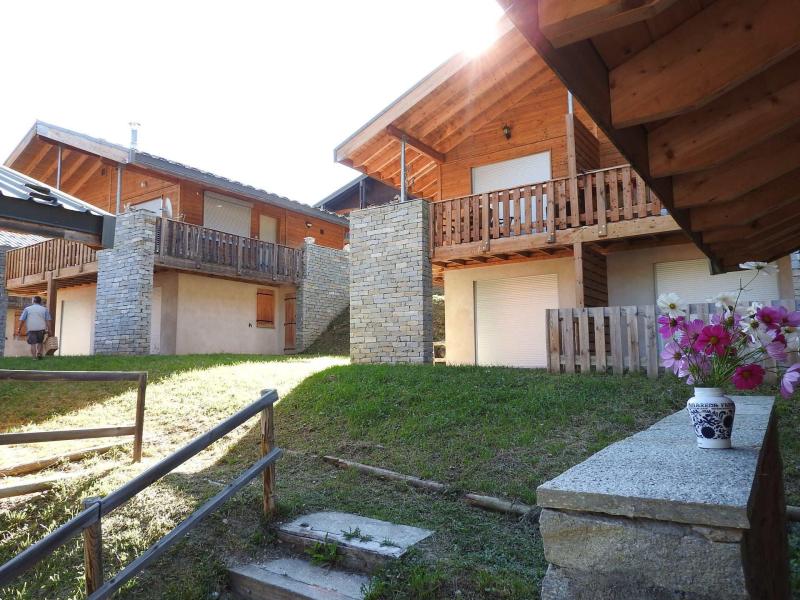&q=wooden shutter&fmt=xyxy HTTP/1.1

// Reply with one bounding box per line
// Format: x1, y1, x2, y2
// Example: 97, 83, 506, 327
14, 309, 26, 335
256, 289, 275, 328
